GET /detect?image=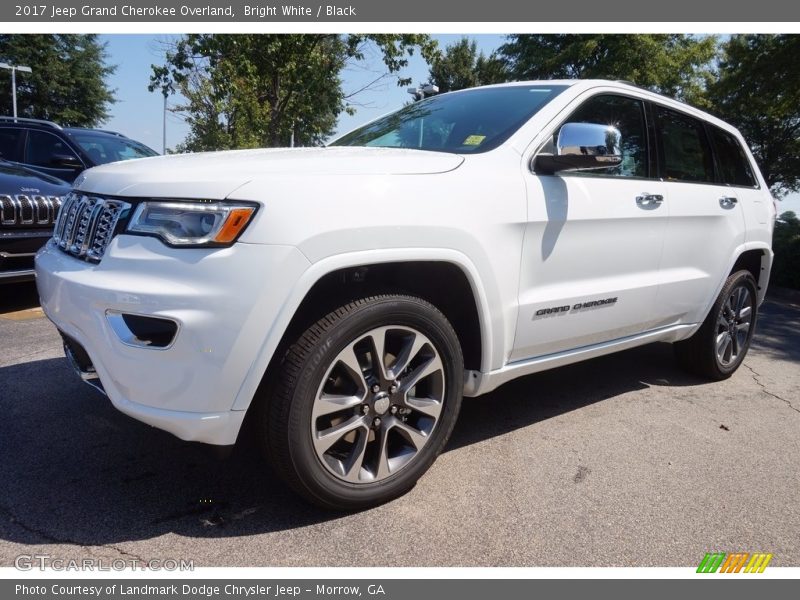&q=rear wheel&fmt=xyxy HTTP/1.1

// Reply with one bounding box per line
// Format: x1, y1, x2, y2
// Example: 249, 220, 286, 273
674, 270, 758, 380
261, 295, 463, 510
